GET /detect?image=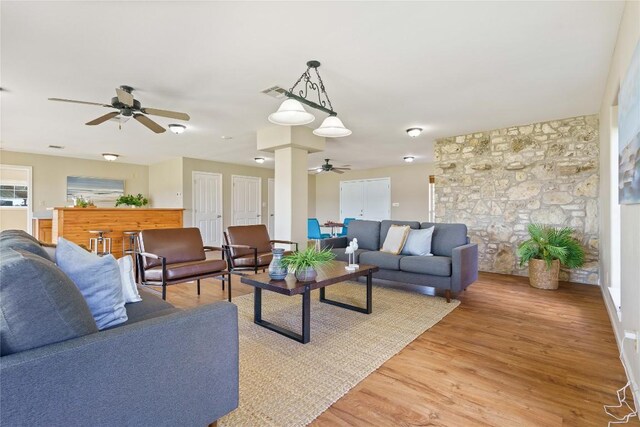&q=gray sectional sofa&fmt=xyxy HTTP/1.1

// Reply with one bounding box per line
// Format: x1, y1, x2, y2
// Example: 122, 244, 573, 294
0, 230, 239, 426
321, 220, 478, 302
